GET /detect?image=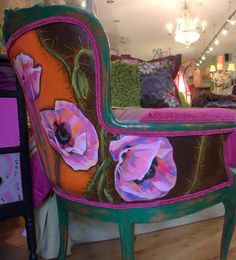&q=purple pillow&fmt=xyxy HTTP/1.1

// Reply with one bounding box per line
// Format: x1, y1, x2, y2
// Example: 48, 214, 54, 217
139, 66, 180, 108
